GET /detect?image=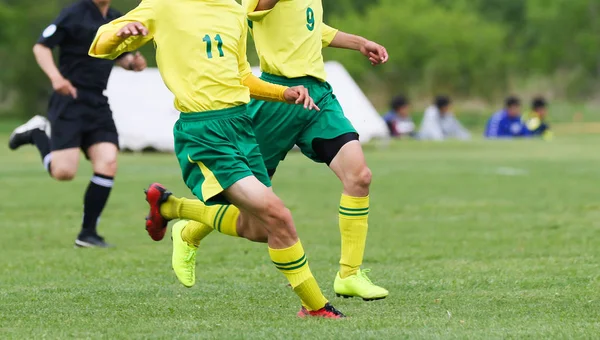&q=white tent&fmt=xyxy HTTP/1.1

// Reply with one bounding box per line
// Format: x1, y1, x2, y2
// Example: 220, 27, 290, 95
105, 61, 389, 152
